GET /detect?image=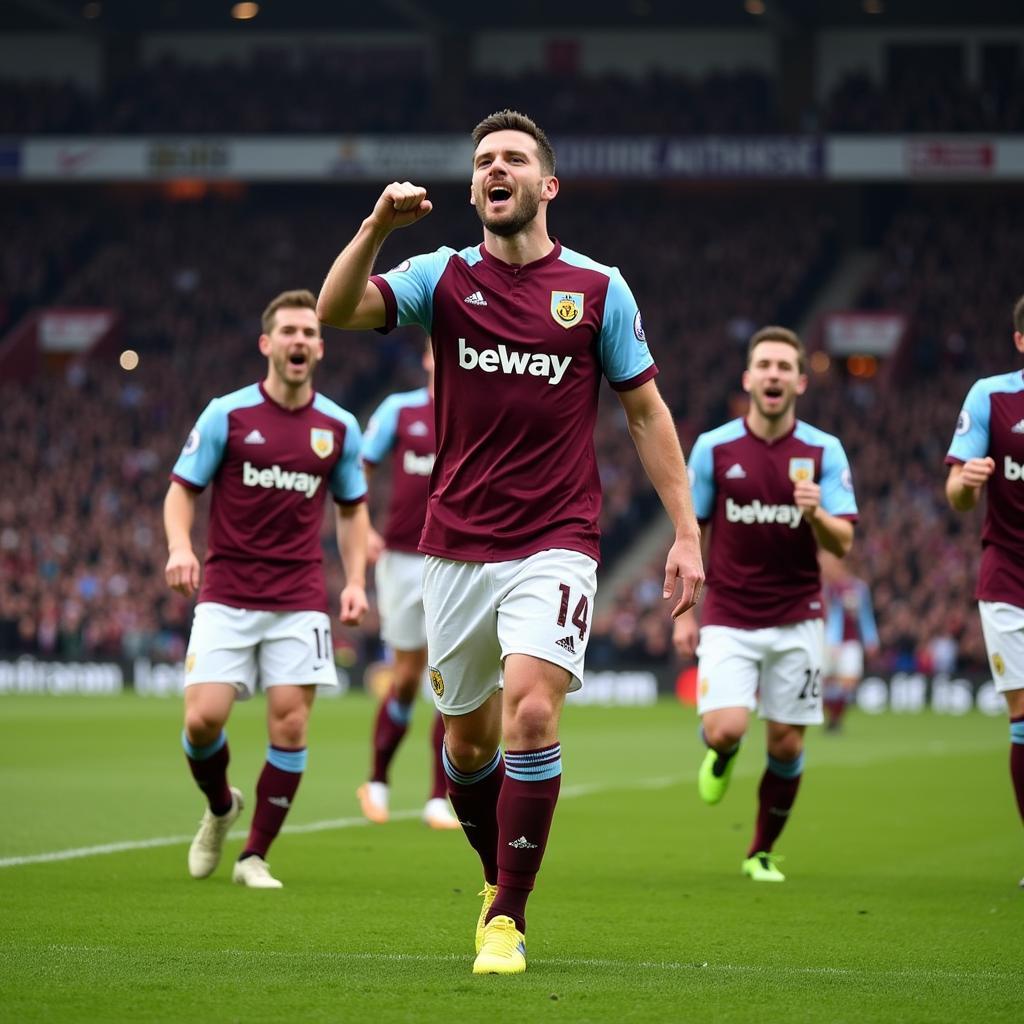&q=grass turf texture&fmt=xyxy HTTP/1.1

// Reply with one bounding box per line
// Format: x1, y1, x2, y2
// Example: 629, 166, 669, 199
1, 694, 1021, 1022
